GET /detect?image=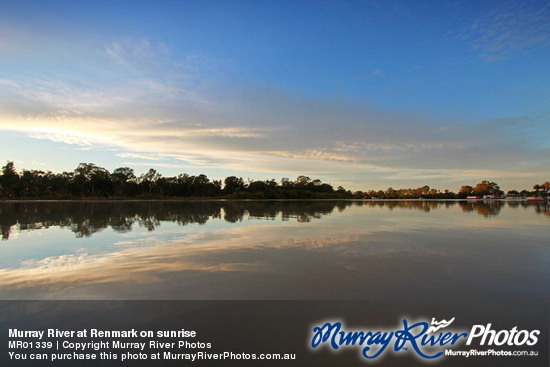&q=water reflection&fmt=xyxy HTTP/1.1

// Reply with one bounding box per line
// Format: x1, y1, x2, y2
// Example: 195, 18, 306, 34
0, 200, 347, 240
0, 200, 548, 301
1, 200, 548, 240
